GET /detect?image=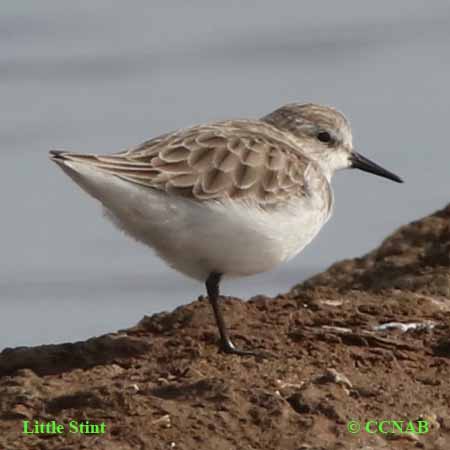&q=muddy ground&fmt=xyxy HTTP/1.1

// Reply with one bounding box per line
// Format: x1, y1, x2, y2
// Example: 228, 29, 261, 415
1, 203, 449, 450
